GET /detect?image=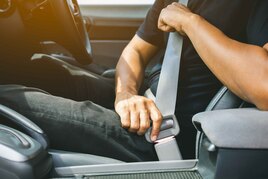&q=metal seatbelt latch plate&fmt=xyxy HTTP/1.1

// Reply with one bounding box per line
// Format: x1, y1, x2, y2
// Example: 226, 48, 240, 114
145, 114, 180, 143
